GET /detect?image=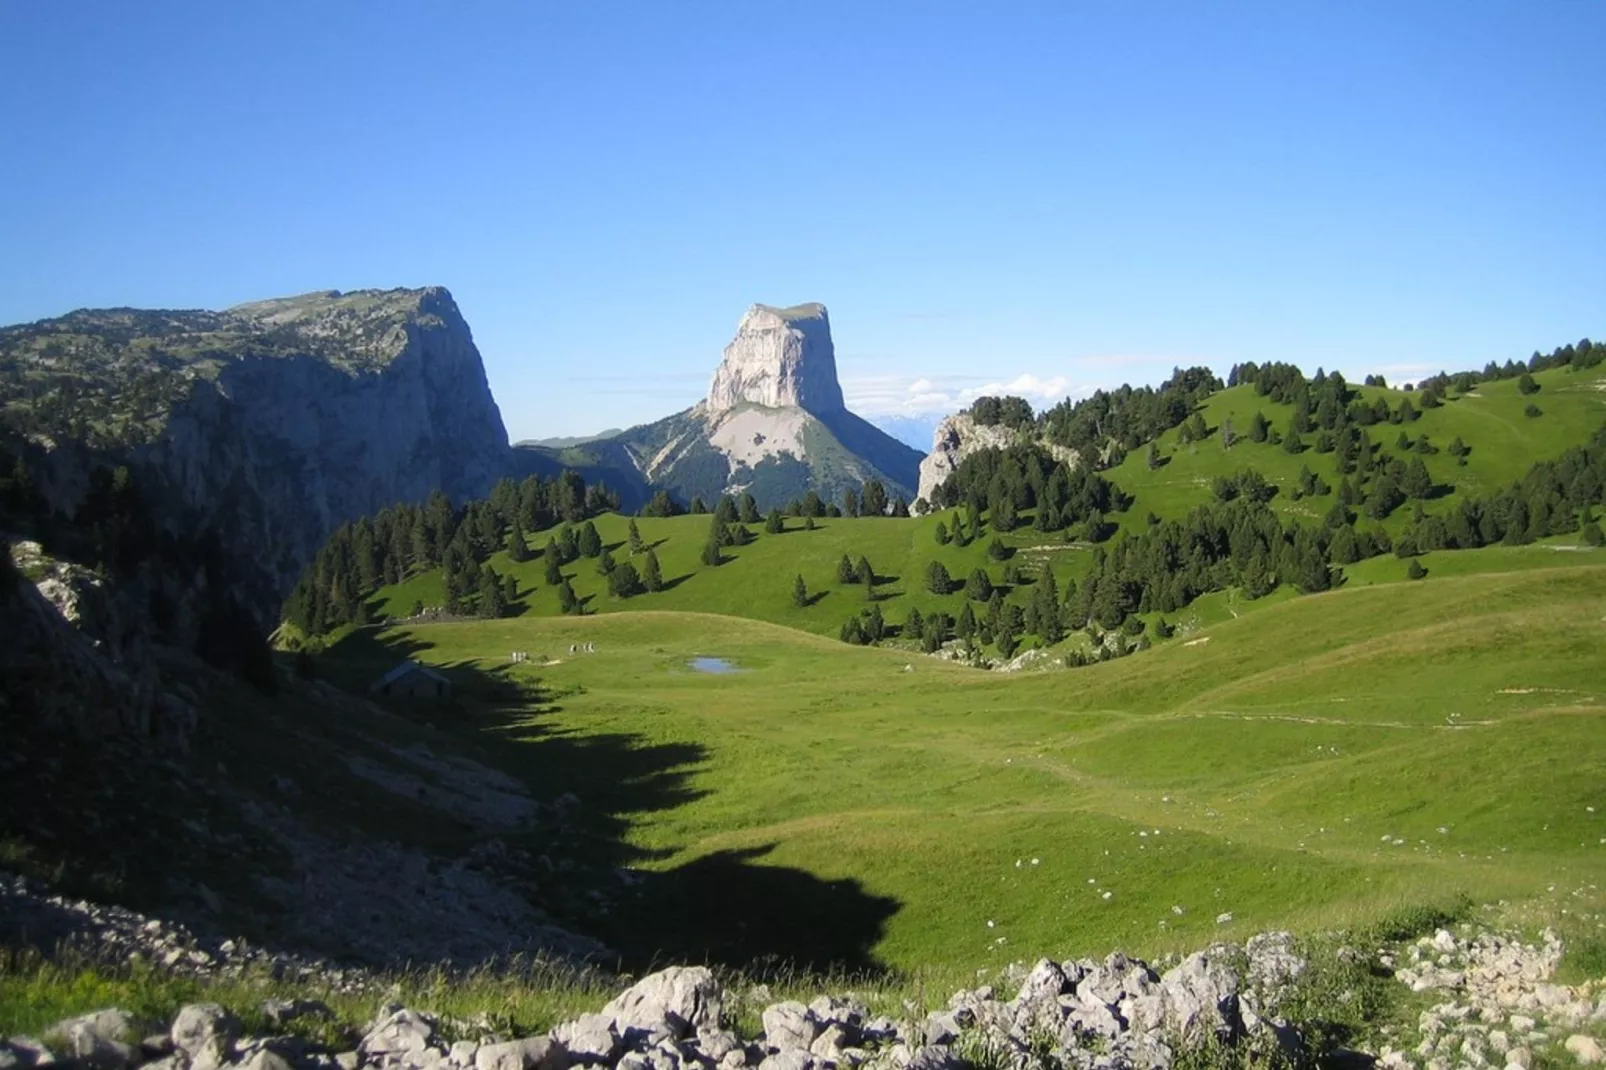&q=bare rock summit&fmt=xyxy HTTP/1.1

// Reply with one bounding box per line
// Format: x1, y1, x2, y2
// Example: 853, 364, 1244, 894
706, 303, 845, 415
